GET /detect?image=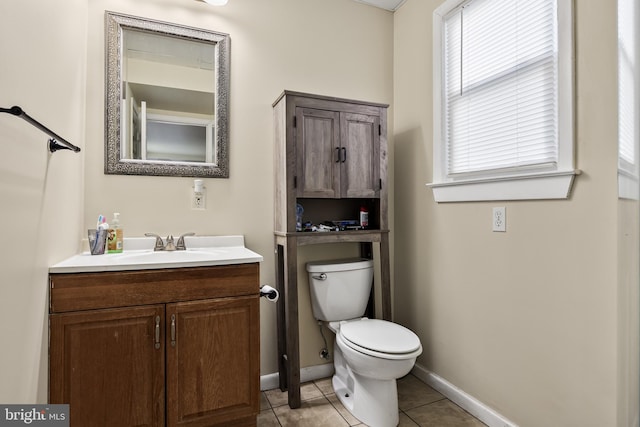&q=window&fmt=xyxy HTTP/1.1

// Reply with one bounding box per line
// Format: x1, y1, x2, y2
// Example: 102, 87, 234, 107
618, 0, 639, 199
429, 0, 576, 202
